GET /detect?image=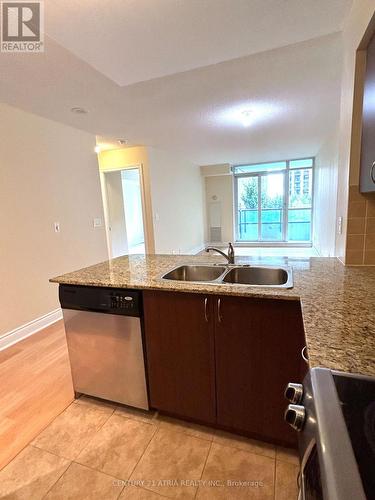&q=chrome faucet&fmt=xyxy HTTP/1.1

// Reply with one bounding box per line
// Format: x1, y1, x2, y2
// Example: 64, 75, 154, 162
205, 242, 235, 264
